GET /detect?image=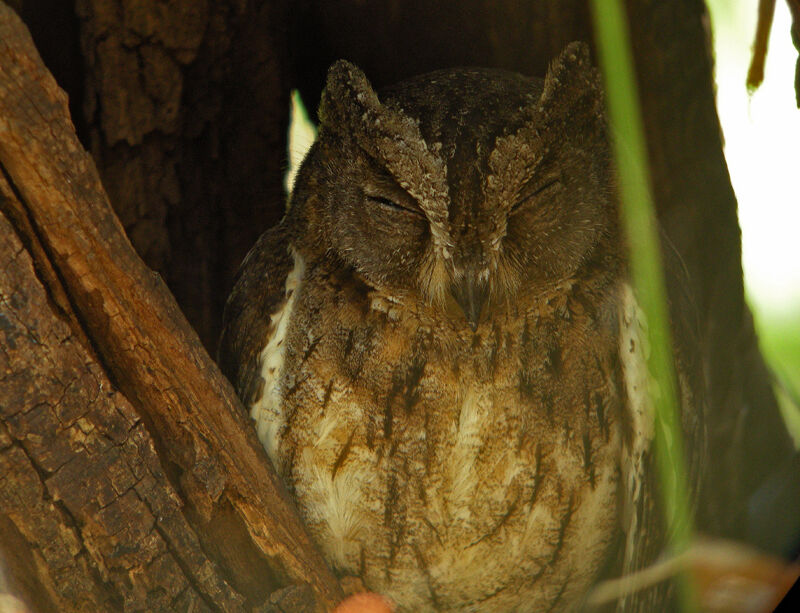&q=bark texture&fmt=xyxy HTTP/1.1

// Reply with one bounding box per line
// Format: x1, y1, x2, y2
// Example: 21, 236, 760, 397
0, 4, 340, 611
74, 0, 291, 351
